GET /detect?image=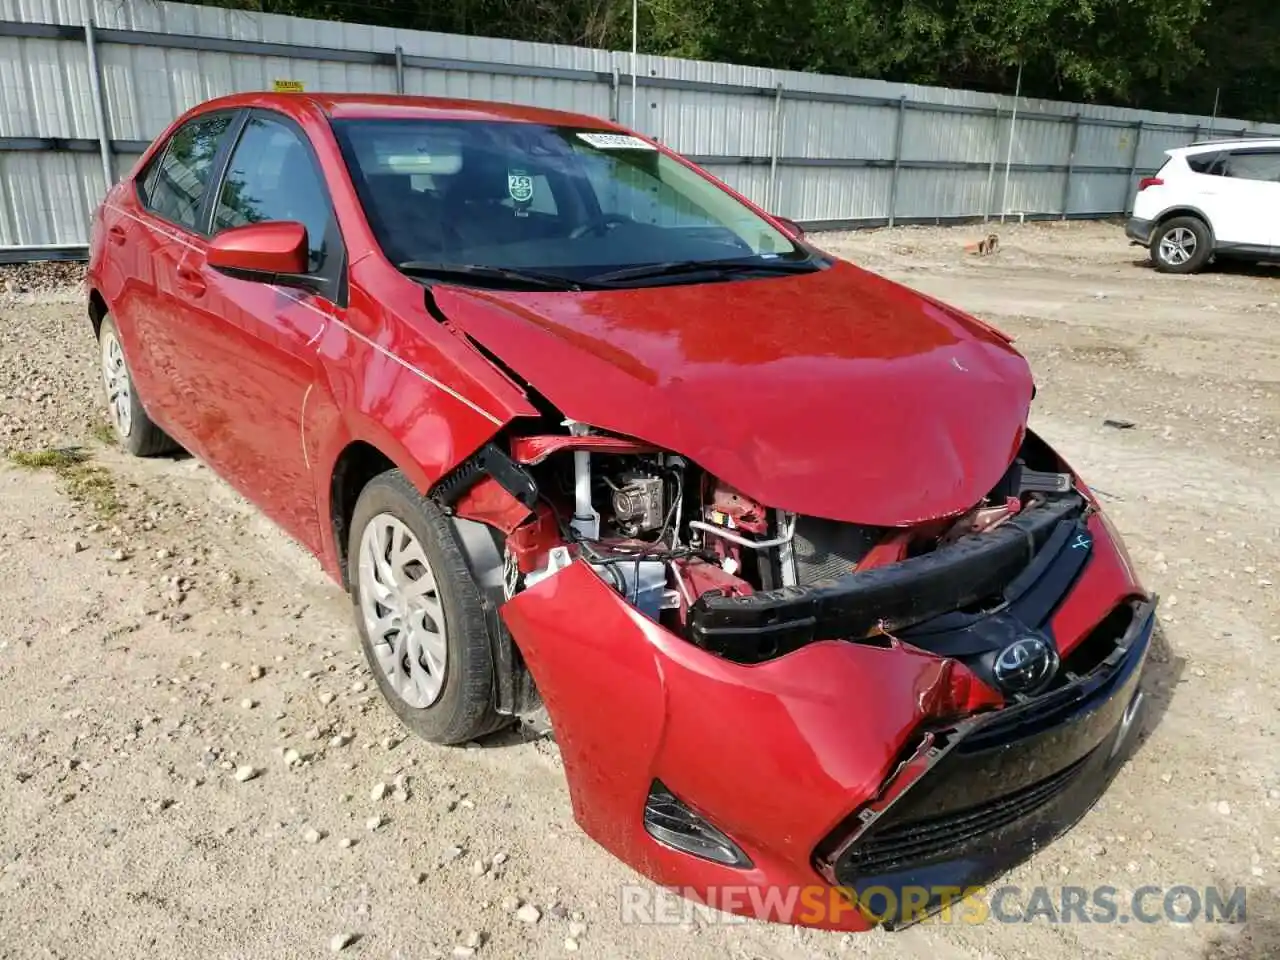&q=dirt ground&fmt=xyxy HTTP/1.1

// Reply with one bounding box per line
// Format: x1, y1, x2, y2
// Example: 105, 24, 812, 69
0, 220, 1277, 960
